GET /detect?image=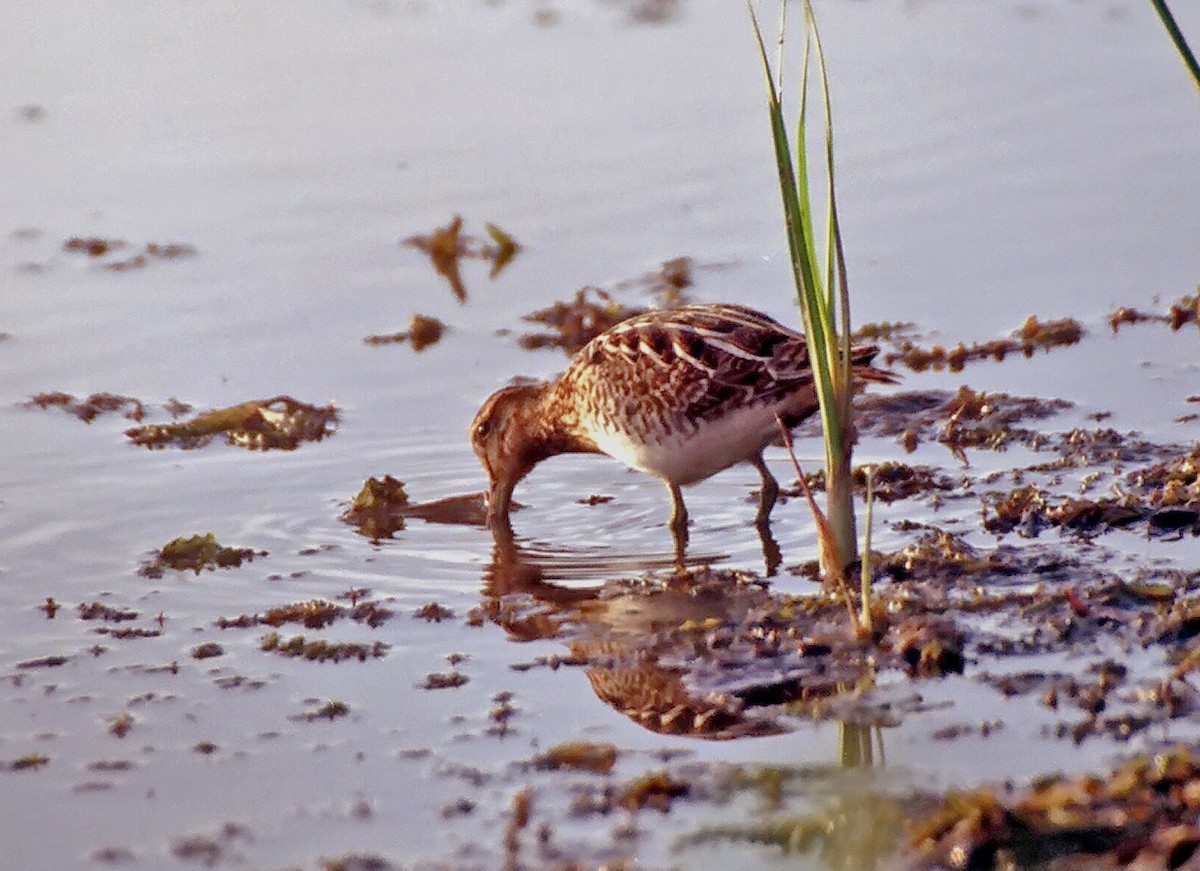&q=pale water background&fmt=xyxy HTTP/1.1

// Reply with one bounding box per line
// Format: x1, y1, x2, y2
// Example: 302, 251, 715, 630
1, 1, 1199, 868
